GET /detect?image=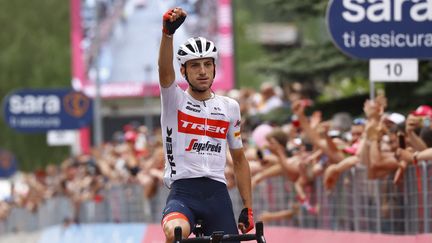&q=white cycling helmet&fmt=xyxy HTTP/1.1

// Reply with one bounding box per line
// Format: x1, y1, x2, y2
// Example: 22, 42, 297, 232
176, 37, 218, 65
